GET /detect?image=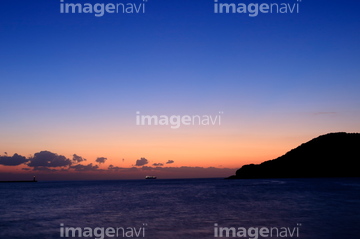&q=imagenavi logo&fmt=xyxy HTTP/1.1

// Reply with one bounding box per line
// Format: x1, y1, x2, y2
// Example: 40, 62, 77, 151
213, 223, 302, 238
214, 0, 302, 17
60, 223, 147, 238
135, 111, 223, 129
60, 0, 148, 17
